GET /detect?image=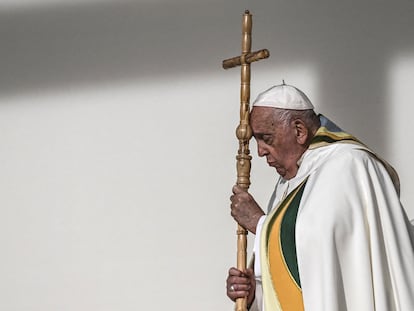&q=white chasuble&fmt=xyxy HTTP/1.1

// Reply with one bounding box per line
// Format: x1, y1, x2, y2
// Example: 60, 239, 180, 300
253, 116, 414, 311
